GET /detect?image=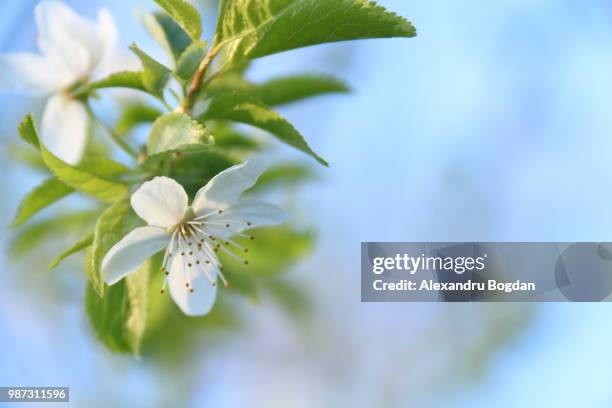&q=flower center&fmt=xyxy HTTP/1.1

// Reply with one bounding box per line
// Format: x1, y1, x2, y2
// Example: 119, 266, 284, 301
159, 208, 255, 295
